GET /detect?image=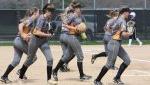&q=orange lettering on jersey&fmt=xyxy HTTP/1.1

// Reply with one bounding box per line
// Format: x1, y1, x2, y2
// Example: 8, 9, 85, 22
112, 31, 121, 40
